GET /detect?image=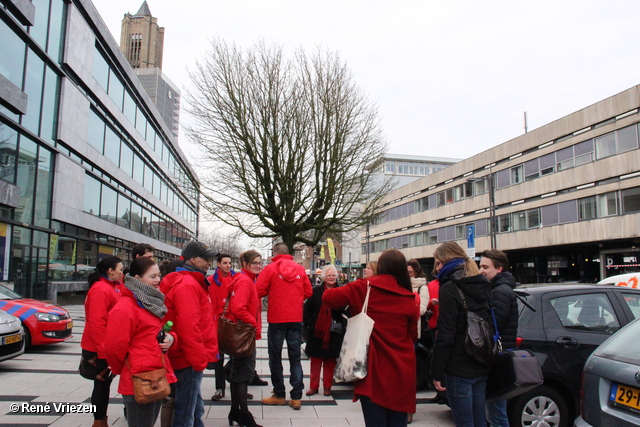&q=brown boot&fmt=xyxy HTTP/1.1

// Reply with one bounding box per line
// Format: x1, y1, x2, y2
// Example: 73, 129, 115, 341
91, 418, 107, 427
